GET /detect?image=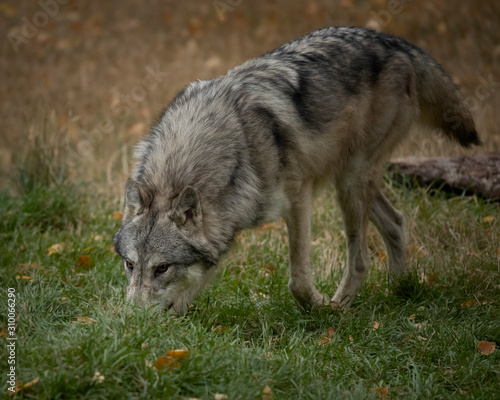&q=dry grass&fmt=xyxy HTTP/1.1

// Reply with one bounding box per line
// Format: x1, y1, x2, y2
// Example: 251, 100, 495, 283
0, 0, 499, 194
